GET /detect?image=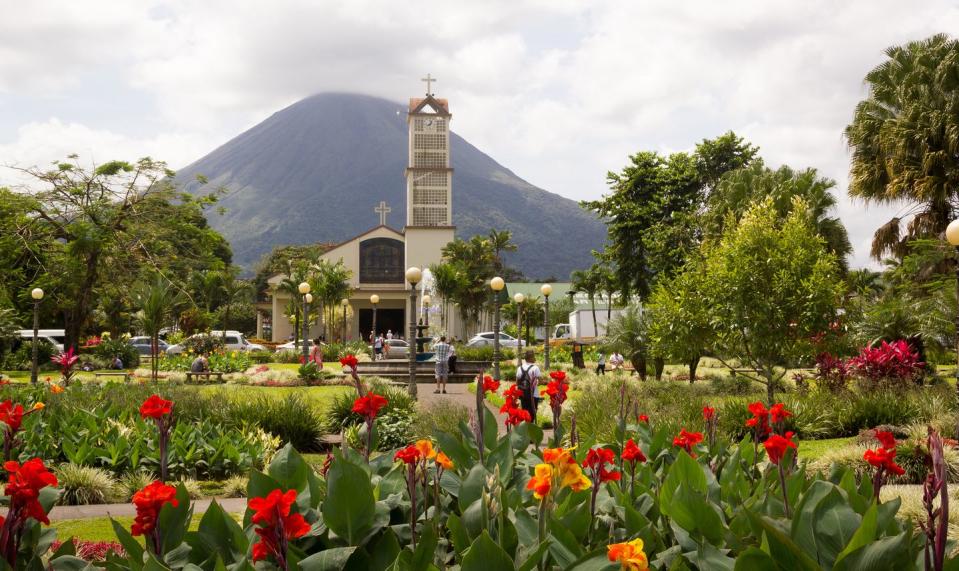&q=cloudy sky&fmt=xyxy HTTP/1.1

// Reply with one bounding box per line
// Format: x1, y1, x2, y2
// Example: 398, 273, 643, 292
2, 0, 958, 268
